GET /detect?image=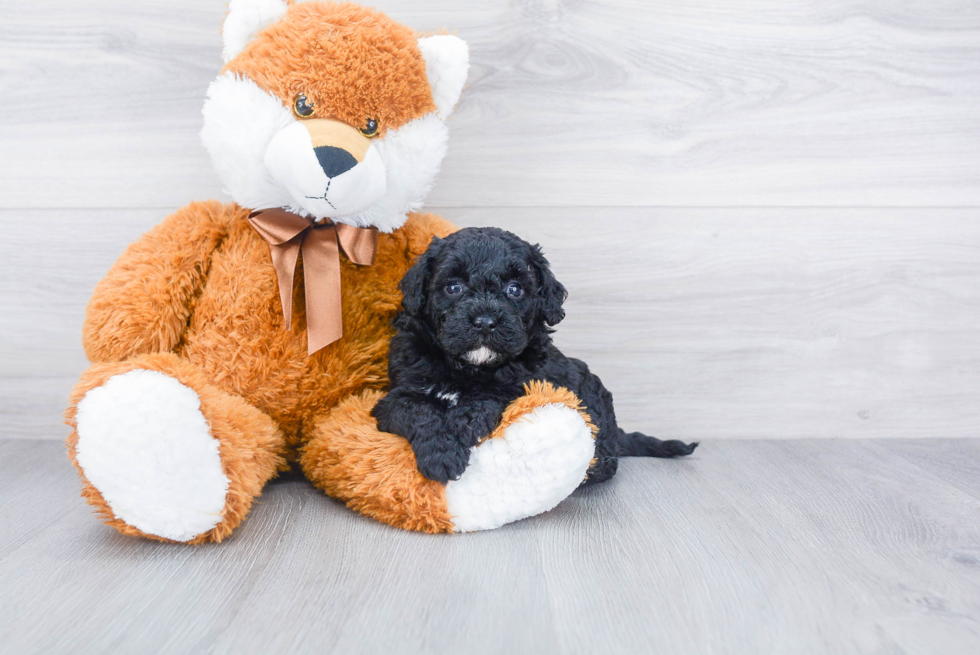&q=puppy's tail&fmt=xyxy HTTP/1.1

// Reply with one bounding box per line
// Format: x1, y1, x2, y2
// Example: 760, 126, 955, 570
617, 429, 698, 458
